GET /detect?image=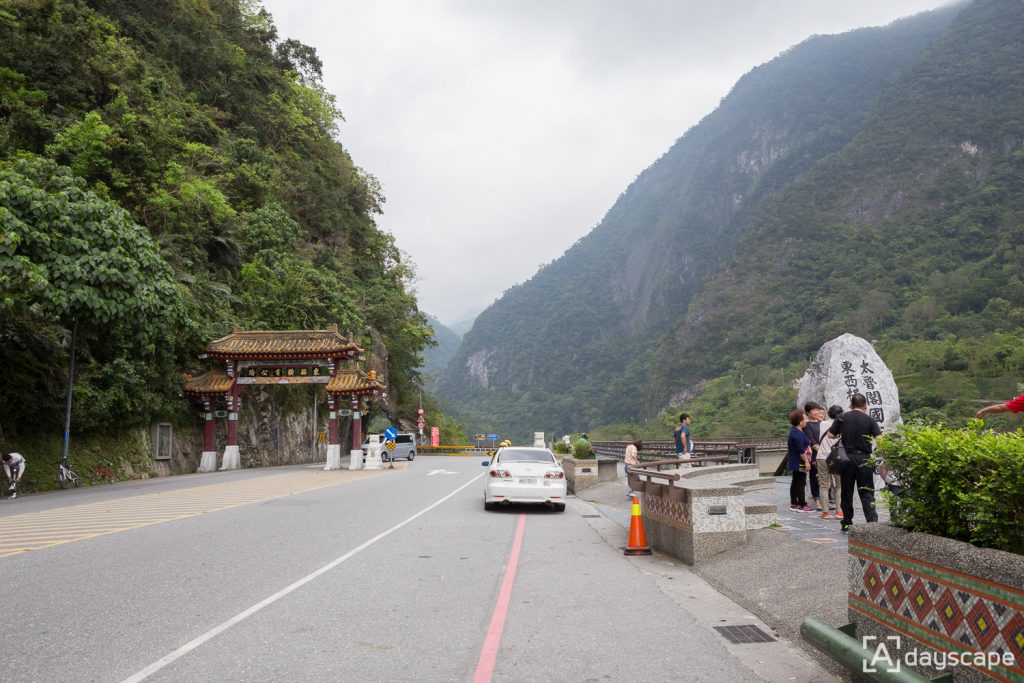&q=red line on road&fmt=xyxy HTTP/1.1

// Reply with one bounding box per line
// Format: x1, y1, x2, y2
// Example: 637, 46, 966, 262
473, 512, 526, 683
